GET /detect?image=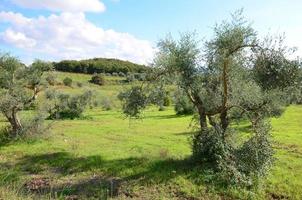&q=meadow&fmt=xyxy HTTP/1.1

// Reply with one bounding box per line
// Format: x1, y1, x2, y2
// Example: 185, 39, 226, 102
0, 72, 301, 199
